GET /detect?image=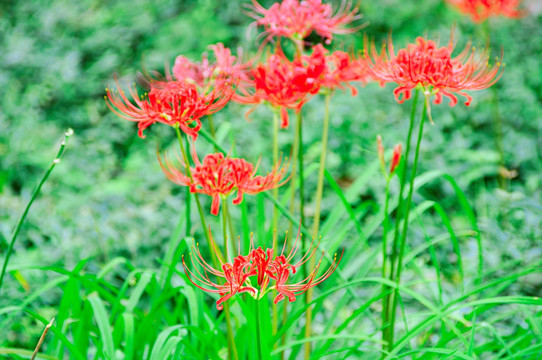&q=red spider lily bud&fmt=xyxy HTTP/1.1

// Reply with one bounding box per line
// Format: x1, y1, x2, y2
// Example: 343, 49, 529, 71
390, 144, 402, 174
377, 136, 402, 178
182, 229, 342, 310
368, 34, 504, 107
159, 148, 289, 216
446, 0, 523, 23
